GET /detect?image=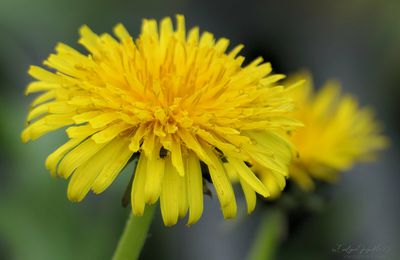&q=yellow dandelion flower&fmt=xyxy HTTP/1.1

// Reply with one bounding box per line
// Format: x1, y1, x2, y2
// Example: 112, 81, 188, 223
21, 15, 302, 226
284, 72, 388, 191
